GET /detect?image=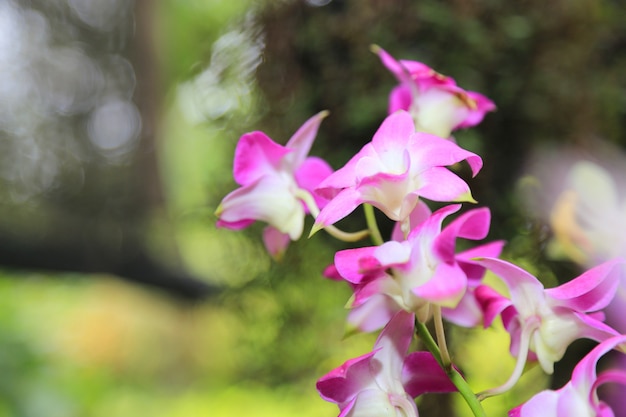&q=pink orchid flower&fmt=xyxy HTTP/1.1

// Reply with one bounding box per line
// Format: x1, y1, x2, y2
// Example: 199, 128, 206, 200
474, 257, 624, 396
313, 110, 482, 231
510, 335, 626, 417
373, 45, 496, 138
317, 310, 456, 417
216, 111, 333, 257
334, 202, 430, 332
334, 204, 501, 330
